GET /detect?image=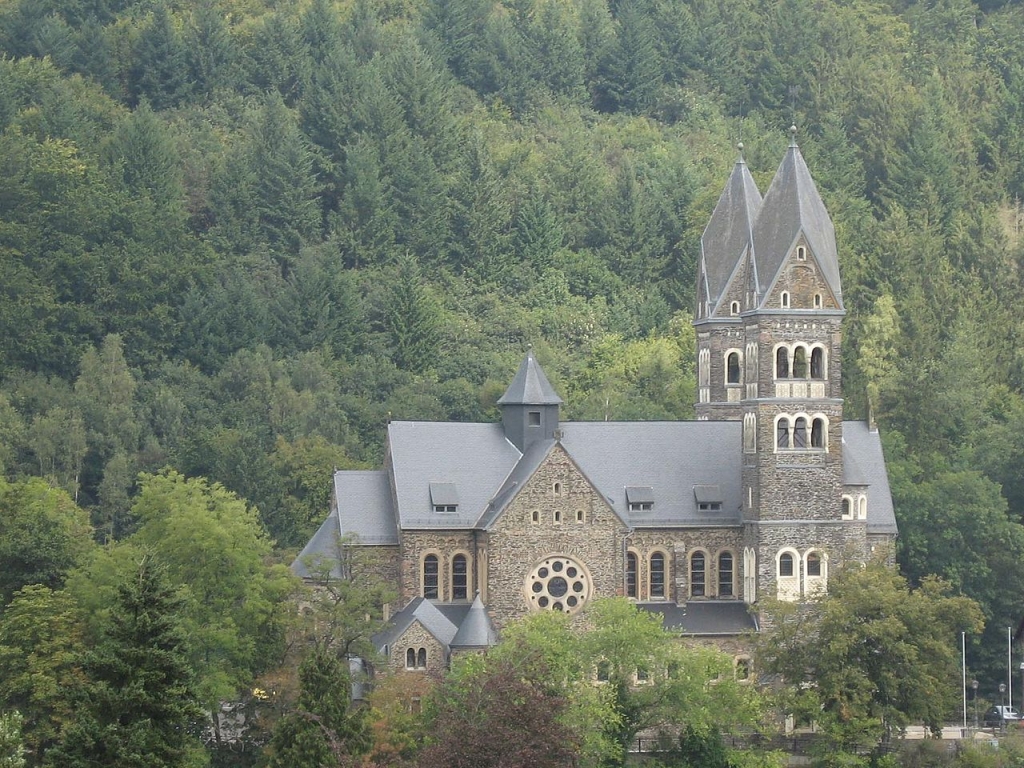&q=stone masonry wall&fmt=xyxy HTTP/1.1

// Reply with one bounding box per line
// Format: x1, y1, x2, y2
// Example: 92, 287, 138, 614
485, 444, 629, 627
386, 619, 448, 679
399, 531, 477, 604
